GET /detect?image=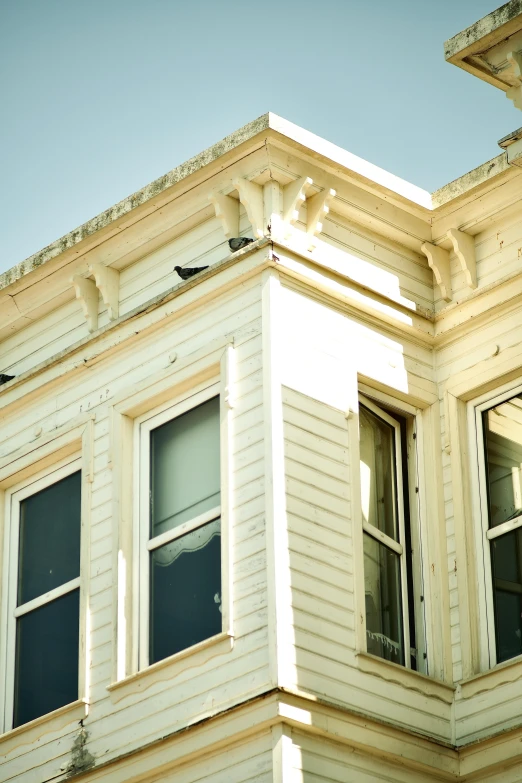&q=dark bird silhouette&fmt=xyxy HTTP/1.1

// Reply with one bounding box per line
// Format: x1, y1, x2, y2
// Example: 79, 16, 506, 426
0, 374, 15, 386
228, 237, 255, 252
174, 265, 209, 280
